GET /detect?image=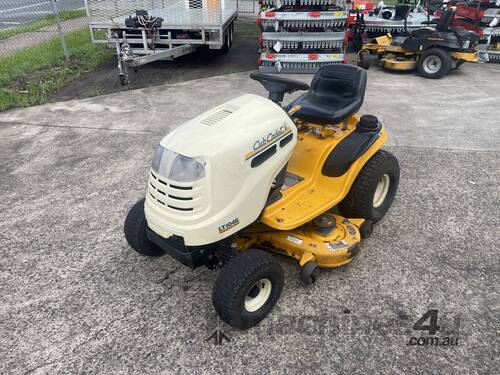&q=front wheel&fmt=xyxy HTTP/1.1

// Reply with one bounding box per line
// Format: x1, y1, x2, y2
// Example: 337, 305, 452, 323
358, 50, 372, 70
124, 199, 165, 256
339, 150, 400, 222
417, 48, 452, 79
212, 249, 284, 329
